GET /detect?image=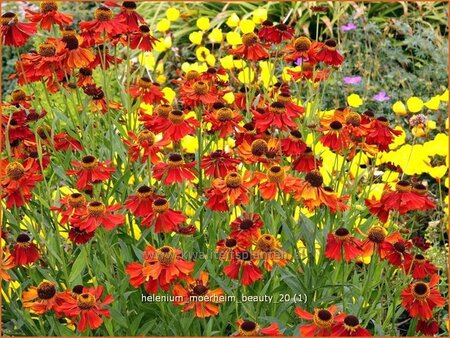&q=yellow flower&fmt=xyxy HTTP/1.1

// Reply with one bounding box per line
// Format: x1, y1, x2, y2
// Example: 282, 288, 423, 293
189, 31, 203, 45
138, 52, 156, 71
208, 28, 223, 43
205, 54, 216, 67
252, 8, 268, 24
427, 120, 437, 130
425, 165, 447, 180
392, 101, 407, 115
162, 87, 176, 103
196, 46, 210, 62
226, 31, 242, 45
389, 126, 406, 150
424, 95, 441, 110
223, 92, 235, 104
238, 67, 255, 84
226, 13, 240, 28
282, 66, 301, 82
423, 133, 448, 157
347, 93, 363, 108
220, 55, 234, 70
411, 126, 426, 138
196, 17, 210, 31
156, 18, 170, 32
440, 89, 449, 102
406, 96, 423, 113
239, 19, 255, 34
166, 7, 180, 21
181, 62, 207, 74
154, 36, 172, 52
182, 135, 198, 152
233, 59, 246, 69
259, 61, 276, 88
